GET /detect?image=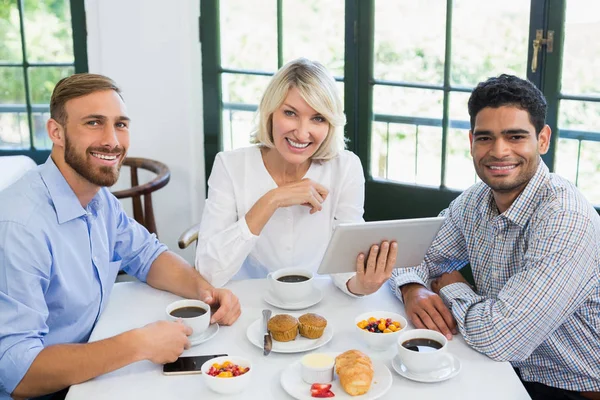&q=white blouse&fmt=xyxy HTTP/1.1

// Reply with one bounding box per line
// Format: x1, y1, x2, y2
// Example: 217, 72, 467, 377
194, 145, 365, 296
